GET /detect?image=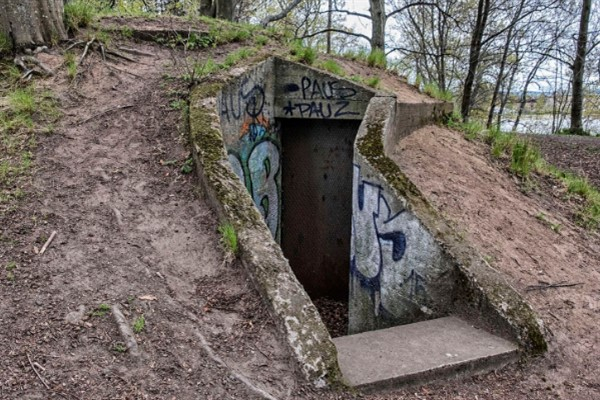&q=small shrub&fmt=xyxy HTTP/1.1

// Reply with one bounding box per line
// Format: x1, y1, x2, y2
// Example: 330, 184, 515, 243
64, 0, 96, 31
180, 156, 194, 174
367, 49, 386, 69
218, 222, 238, 257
